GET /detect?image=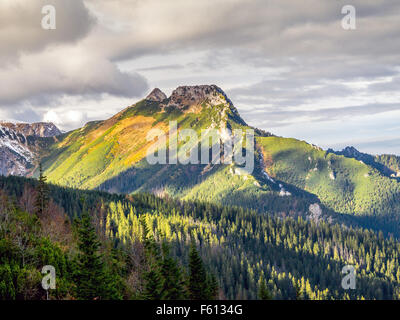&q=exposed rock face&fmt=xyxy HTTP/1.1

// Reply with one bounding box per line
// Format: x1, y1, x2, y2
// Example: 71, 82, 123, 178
145, 88, 167, 102
0, 122, 61, 138
309, 203, 323, 222
159, 85, 248, 126
0, 122, 61, 176
166, 85, 228, 109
